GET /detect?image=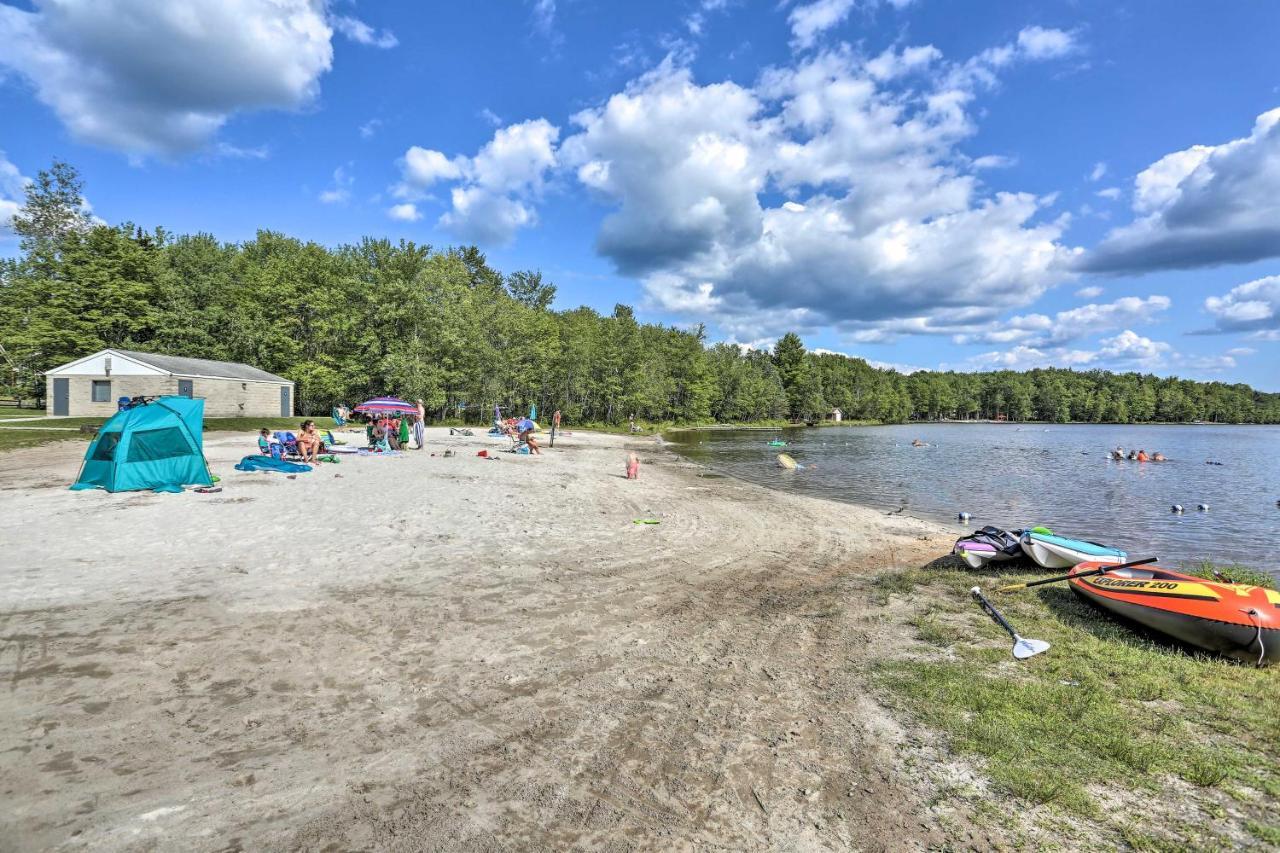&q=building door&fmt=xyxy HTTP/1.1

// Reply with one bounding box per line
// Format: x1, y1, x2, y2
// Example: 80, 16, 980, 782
280, 386, 291, 417
177, 379, 193, 398
53, 378, 69, 416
